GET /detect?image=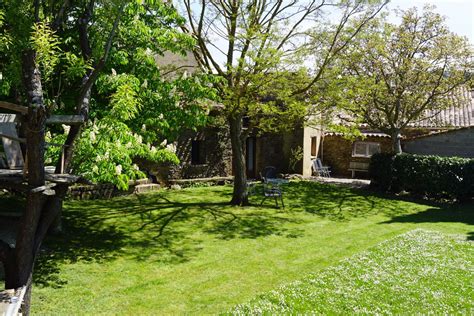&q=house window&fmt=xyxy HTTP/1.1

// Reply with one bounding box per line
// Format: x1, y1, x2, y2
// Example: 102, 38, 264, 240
191, 140, 206, 164
311, 137, 318, 157
352, 142, 380, 158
